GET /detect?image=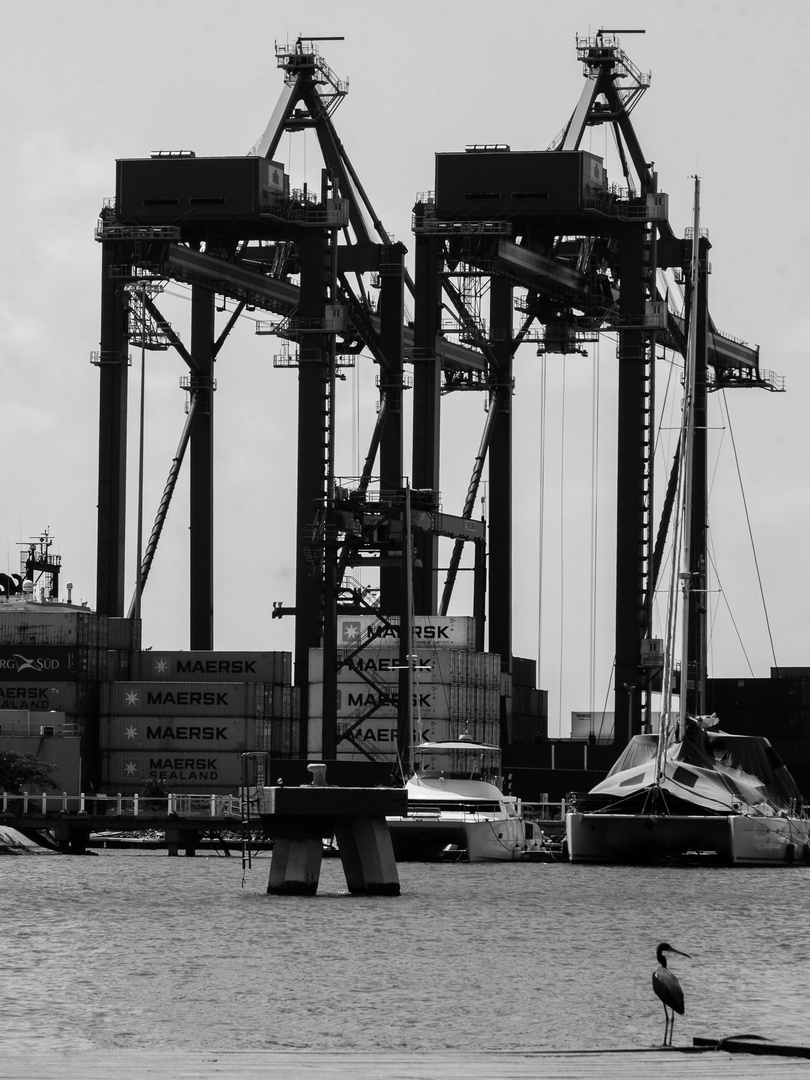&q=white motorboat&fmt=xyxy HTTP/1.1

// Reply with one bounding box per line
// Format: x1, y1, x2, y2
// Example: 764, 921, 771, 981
387, 736, 547, 862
